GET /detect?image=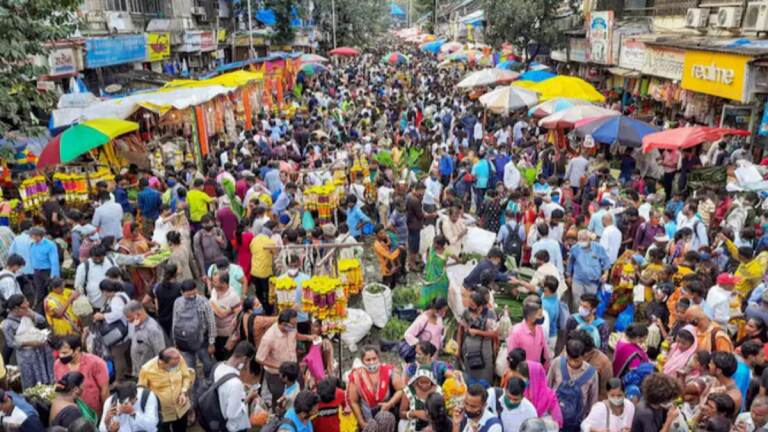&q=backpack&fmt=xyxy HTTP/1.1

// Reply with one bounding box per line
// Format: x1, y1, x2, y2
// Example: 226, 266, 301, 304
573, 315, 605, 349
196, 365, 241, 432
100, 292, 130, 347
173, 297, 205, 352
459, 415, 502, 432
138, 386, 162, 424
621, 362, 655, 390
261, 417, 299, 432
501, 222, 523, 260
556, 356, 596, 432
